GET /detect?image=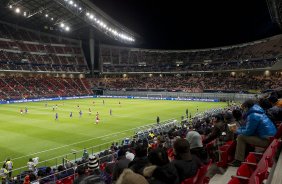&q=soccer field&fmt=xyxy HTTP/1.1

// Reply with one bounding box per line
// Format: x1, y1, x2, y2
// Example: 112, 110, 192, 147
0, 98, 226, 175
